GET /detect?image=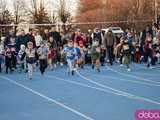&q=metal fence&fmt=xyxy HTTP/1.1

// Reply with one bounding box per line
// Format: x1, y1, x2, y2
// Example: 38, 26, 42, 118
0, 20, 154, 37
